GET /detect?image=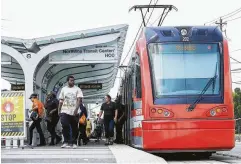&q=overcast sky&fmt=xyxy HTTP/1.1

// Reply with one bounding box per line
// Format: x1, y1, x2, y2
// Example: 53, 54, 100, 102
1, 0, 241, 97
